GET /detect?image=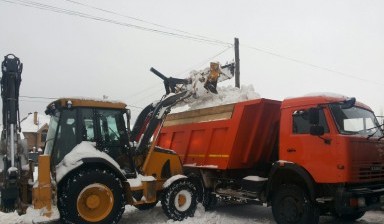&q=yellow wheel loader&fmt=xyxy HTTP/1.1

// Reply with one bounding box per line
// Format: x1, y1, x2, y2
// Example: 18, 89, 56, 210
0, 55, 234, 223
36, 94, 196, 223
